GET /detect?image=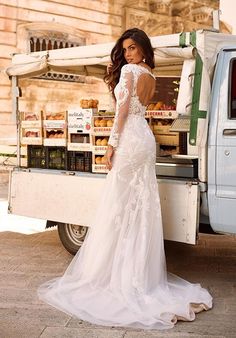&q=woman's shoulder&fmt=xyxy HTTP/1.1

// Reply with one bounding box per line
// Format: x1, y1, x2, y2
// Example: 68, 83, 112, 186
121, 63, 137, 73
121, 63, 151, 75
